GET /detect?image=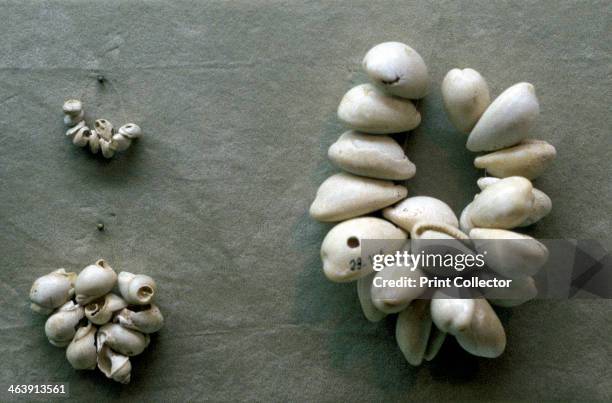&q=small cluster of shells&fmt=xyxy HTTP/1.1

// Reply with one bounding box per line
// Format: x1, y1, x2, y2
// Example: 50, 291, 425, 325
29, 260, 163, 383
309, 41, 556, 365
62, 99, 142, 158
